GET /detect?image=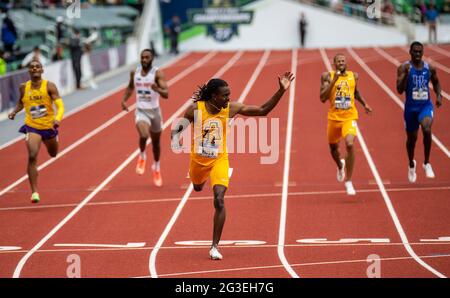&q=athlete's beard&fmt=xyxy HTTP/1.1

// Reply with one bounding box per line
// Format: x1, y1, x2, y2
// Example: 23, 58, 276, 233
142, 62, 152, 71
